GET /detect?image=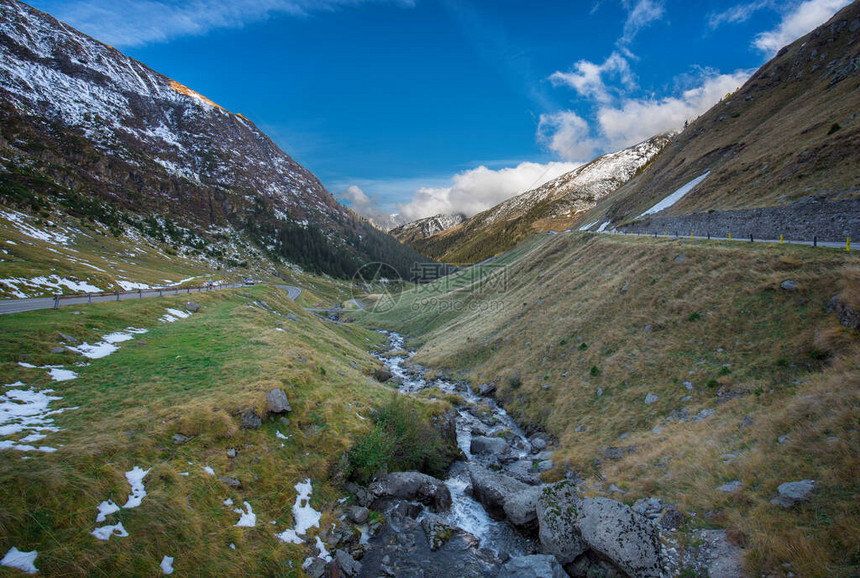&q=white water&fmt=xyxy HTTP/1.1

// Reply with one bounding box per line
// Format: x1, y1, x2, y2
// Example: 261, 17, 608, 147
375, 332, 536, 557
